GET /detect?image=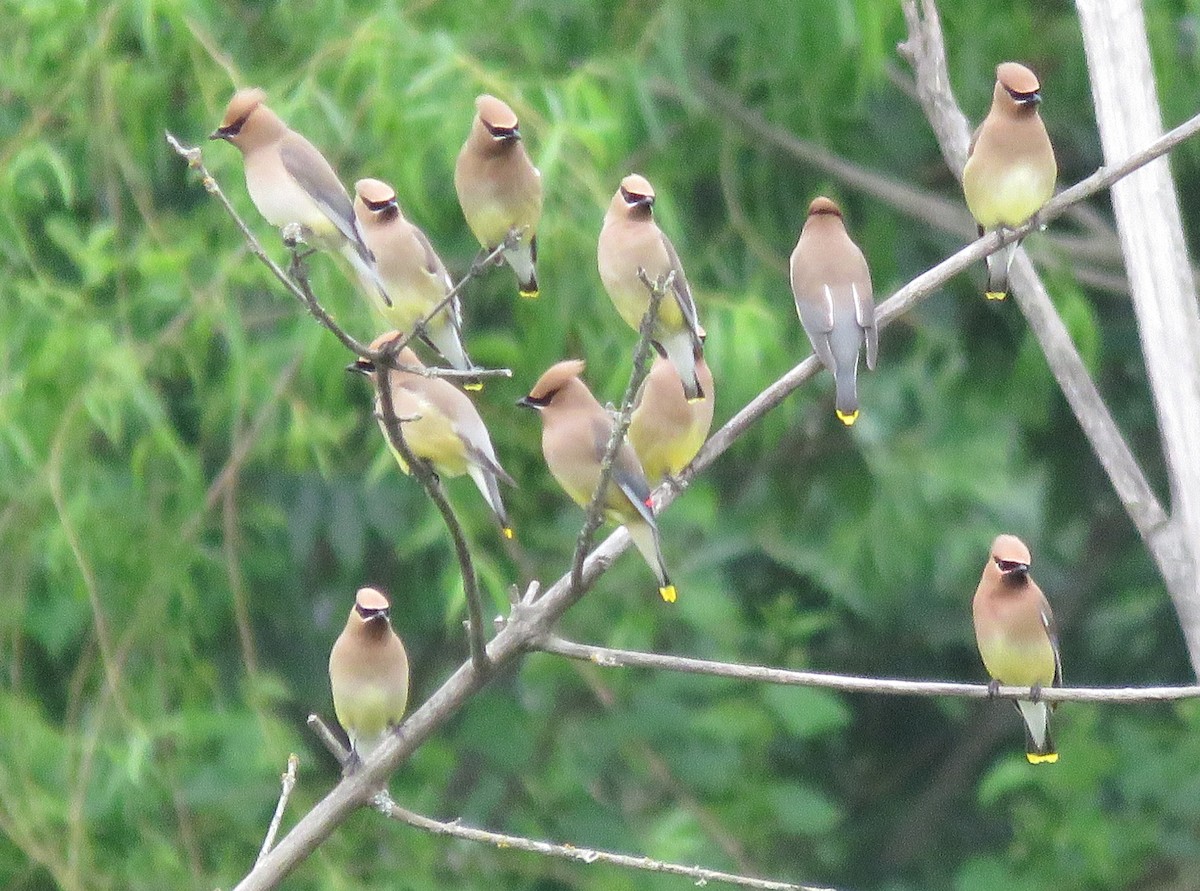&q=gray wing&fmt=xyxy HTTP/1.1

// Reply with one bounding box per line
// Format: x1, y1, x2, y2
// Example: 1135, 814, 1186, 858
279, 134, 371, 261
659, 231, 702, 340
